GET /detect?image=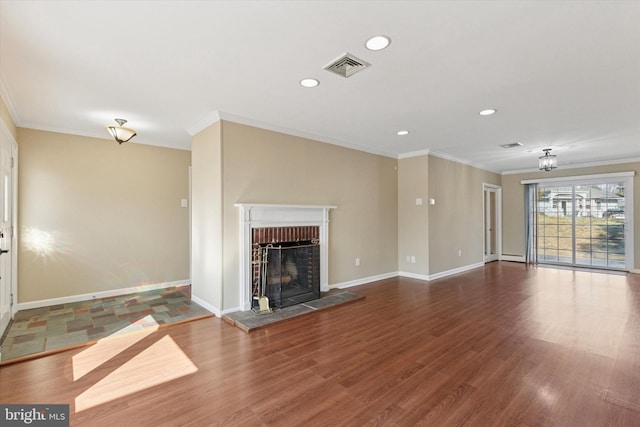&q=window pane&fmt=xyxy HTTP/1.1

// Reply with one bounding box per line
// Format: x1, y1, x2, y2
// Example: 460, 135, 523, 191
534, 180, 627, 270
